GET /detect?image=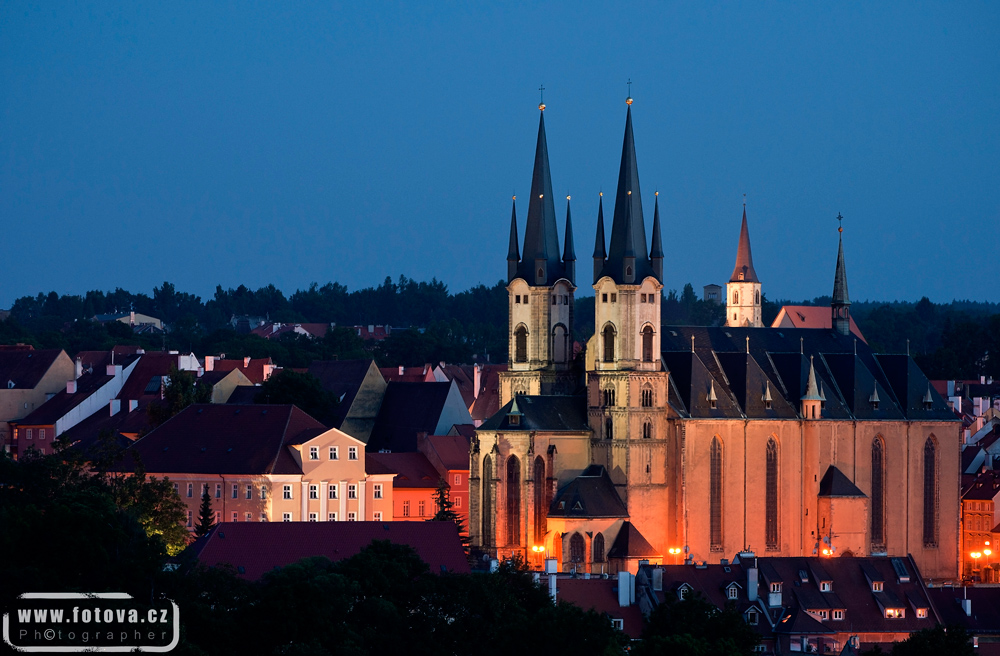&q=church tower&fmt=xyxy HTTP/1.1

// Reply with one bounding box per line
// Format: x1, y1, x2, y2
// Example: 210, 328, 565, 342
499, 104, 577, 405
588, 96, 670, 508
725, 204, 763, 327
832, 214, 851, 336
